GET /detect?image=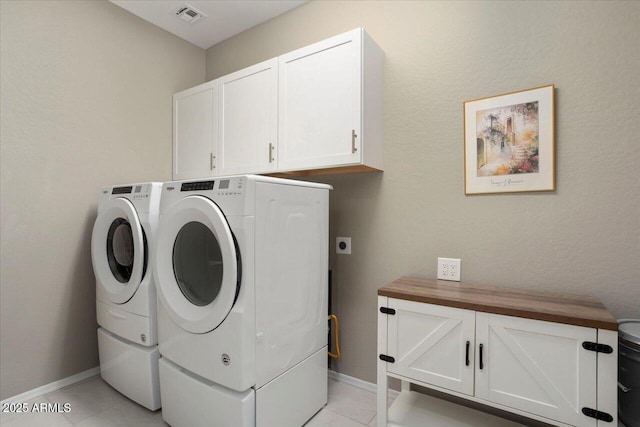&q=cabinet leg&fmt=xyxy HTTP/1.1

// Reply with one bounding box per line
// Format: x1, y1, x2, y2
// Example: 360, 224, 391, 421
377, 365, 387, 427
377, 295, 389, 427
597, 329, 618, 426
